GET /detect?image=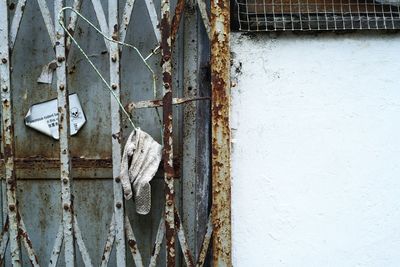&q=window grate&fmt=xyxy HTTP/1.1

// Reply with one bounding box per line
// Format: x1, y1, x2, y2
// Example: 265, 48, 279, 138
233, 0, 400, 31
